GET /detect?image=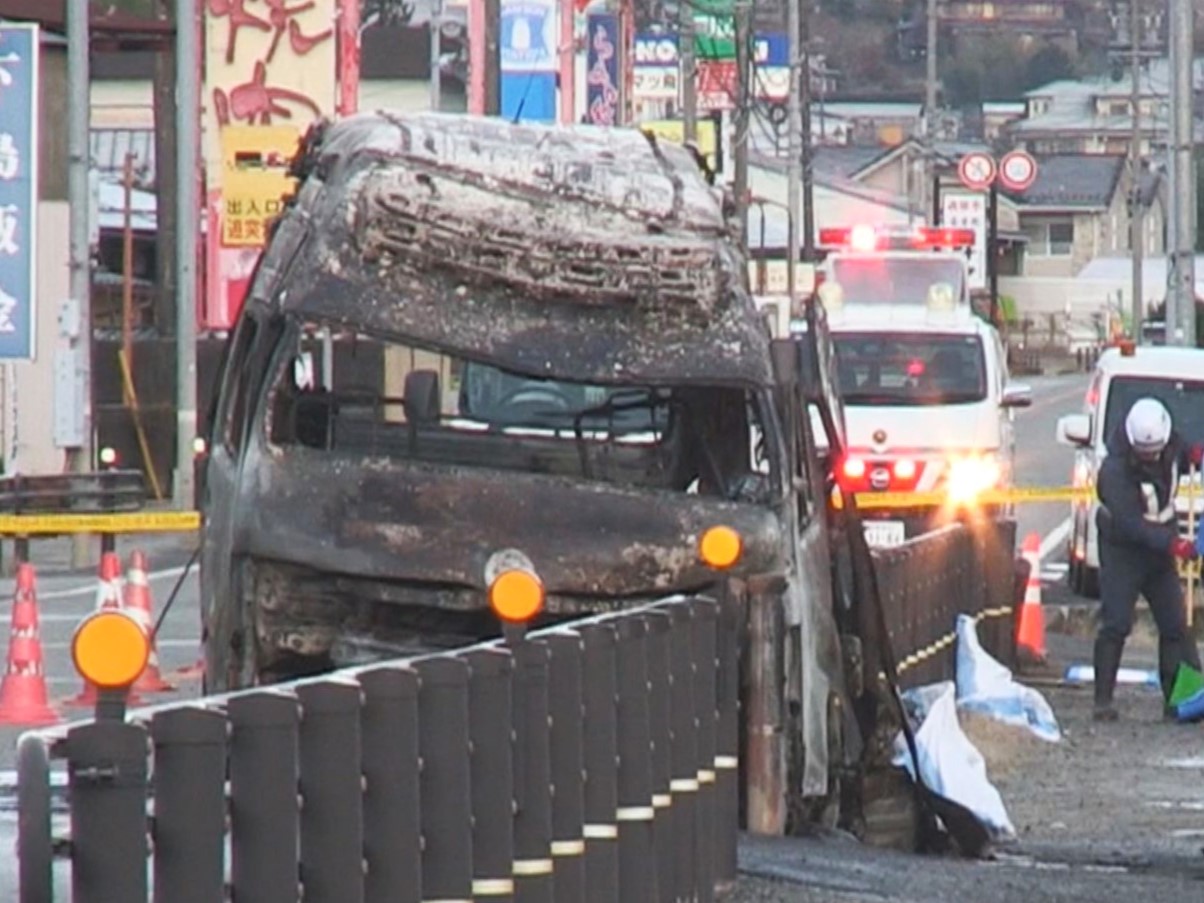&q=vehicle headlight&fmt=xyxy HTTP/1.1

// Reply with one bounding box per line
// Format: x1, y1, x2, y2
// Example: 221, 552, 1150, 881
945, 455, 1003, 504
